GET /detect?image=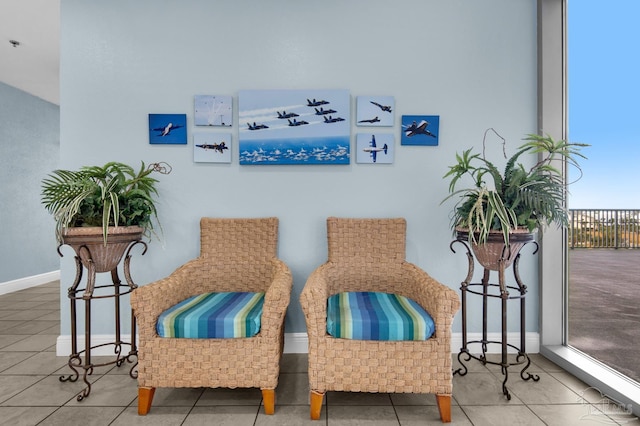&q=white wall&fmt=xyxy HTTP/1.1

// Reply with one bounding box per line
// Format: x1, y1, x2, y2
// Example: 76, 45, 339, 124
0, 82, 59, 284
59, 0, 538, 336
